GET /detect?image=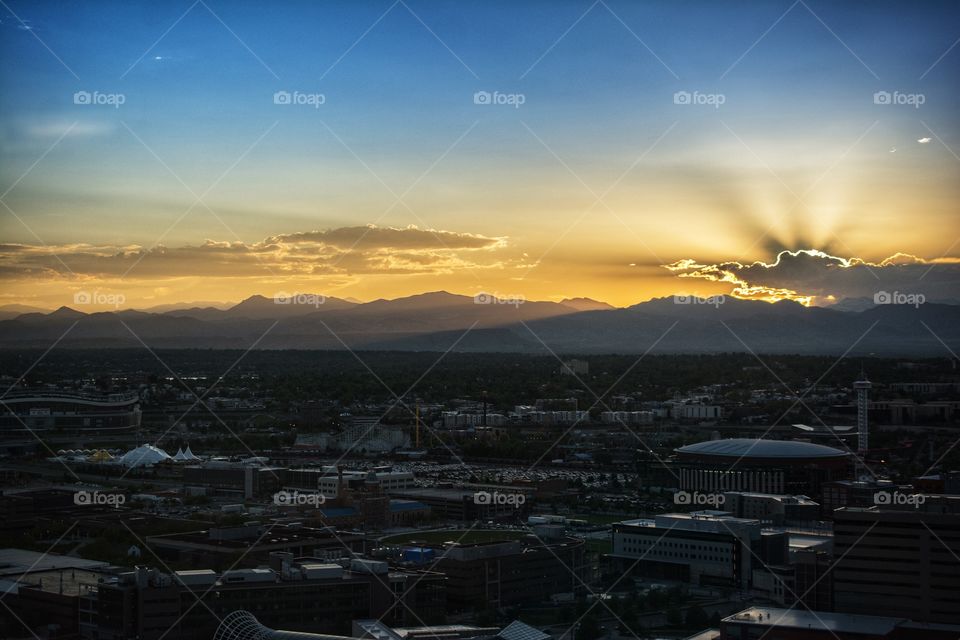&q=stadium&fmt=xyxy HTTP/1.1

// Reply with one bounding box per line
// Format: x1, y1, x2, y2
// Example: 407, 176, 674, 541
671, 438, 851, 496
0, 389, 141, 434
